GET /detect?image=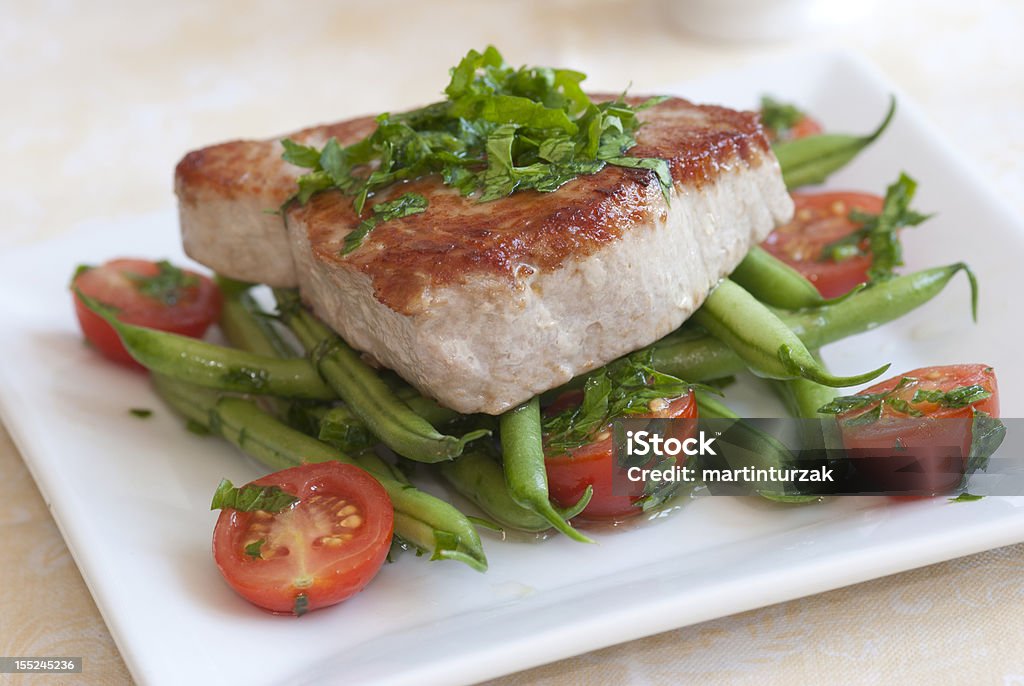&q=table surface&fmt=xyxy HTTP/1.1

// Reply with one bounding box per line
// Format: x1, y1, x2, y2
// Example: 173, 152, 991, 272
2, 1, 1023, 684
